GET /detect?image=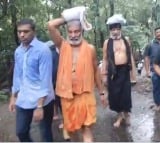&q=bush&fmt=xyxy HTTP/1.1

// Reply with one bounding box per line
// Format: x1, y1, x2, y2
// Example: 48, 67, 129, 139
0, 91, 8, 102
